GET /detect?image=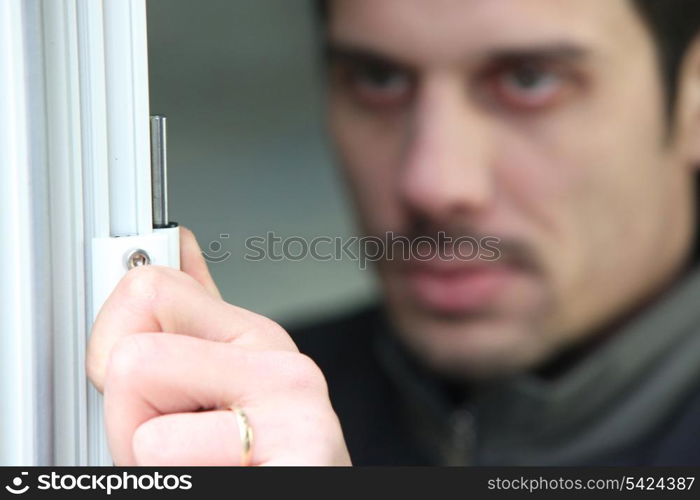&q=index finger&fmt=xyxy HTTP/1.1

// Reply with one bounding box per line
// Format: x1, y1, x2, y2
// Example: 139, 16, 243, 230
86, 265, 296, 392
